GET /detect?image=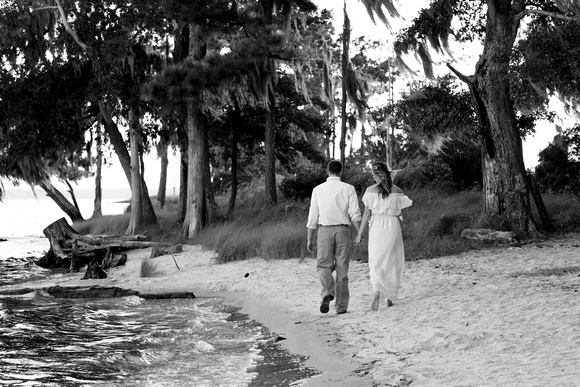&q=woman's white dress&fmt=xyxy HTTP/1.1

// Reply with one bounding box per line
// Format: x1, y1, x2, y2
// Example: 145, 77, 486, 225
362, 187, 413, 302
